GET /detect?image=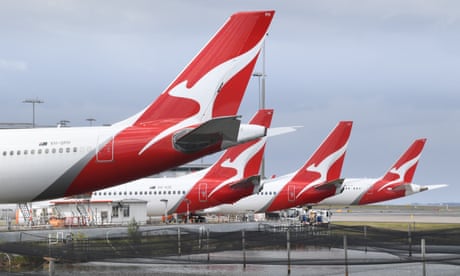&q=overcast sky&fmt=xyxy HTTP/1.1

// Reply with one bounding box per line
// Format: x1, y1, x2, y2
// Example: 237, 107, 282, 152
1, 1, 459, 204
